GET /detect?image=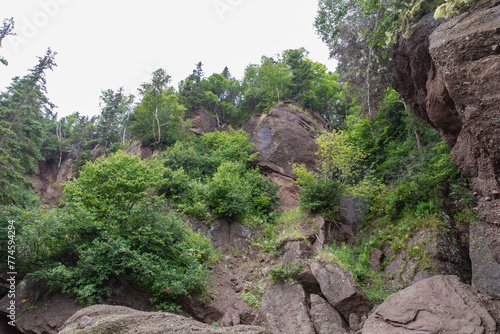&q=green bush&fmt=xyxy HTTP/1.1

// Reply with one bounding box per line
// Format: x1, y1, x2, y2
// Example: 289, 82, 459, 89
31, 202, 213, 307
207, 161, 252, 220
